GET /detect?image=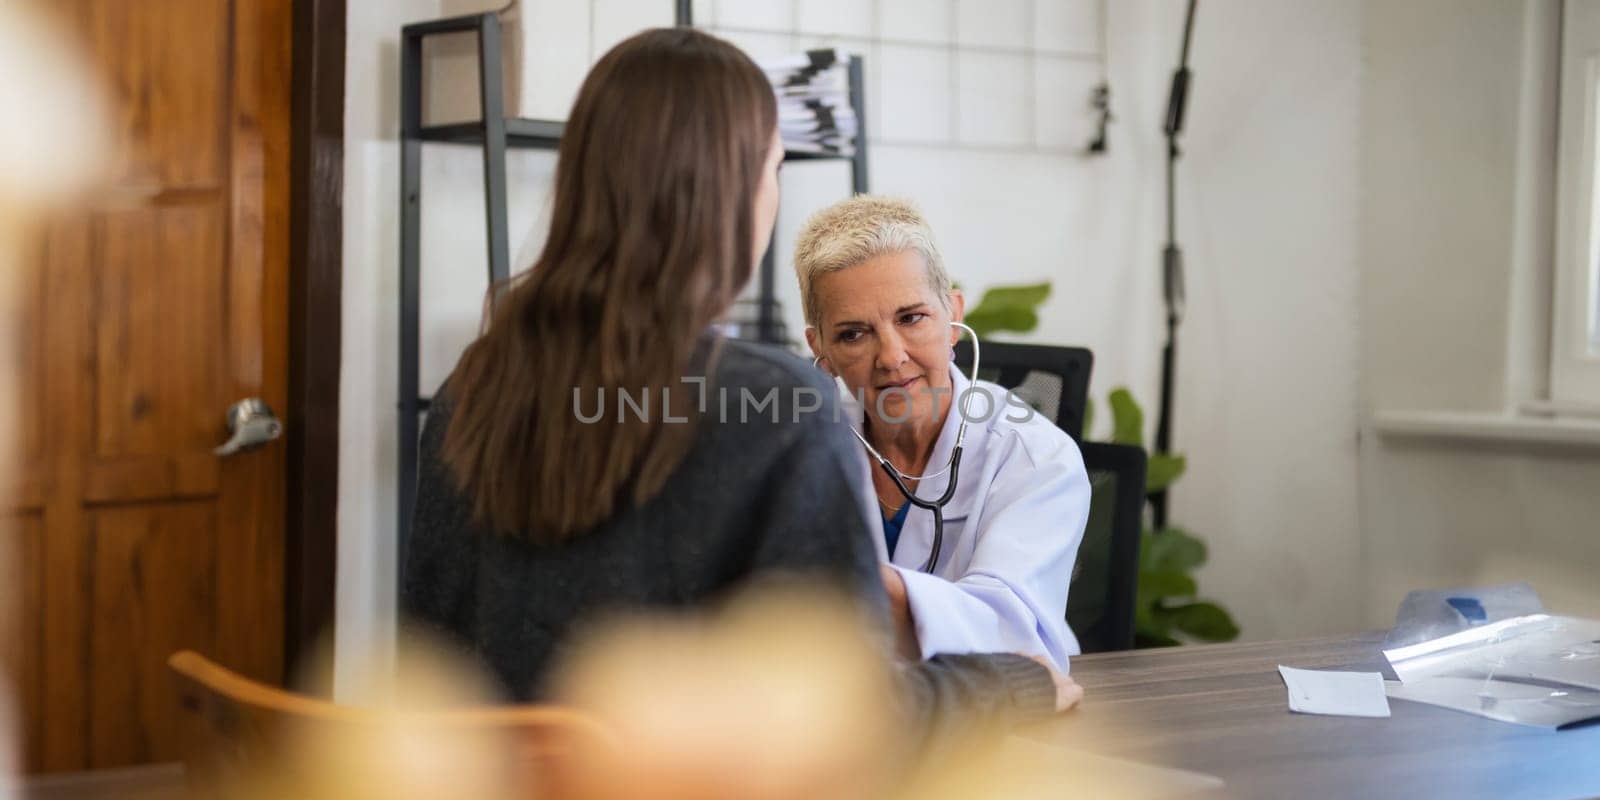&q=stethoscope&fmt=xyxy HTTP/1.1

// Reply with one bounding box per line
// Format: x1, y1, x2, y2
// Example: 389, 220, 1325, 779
814, 322, 982, 572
